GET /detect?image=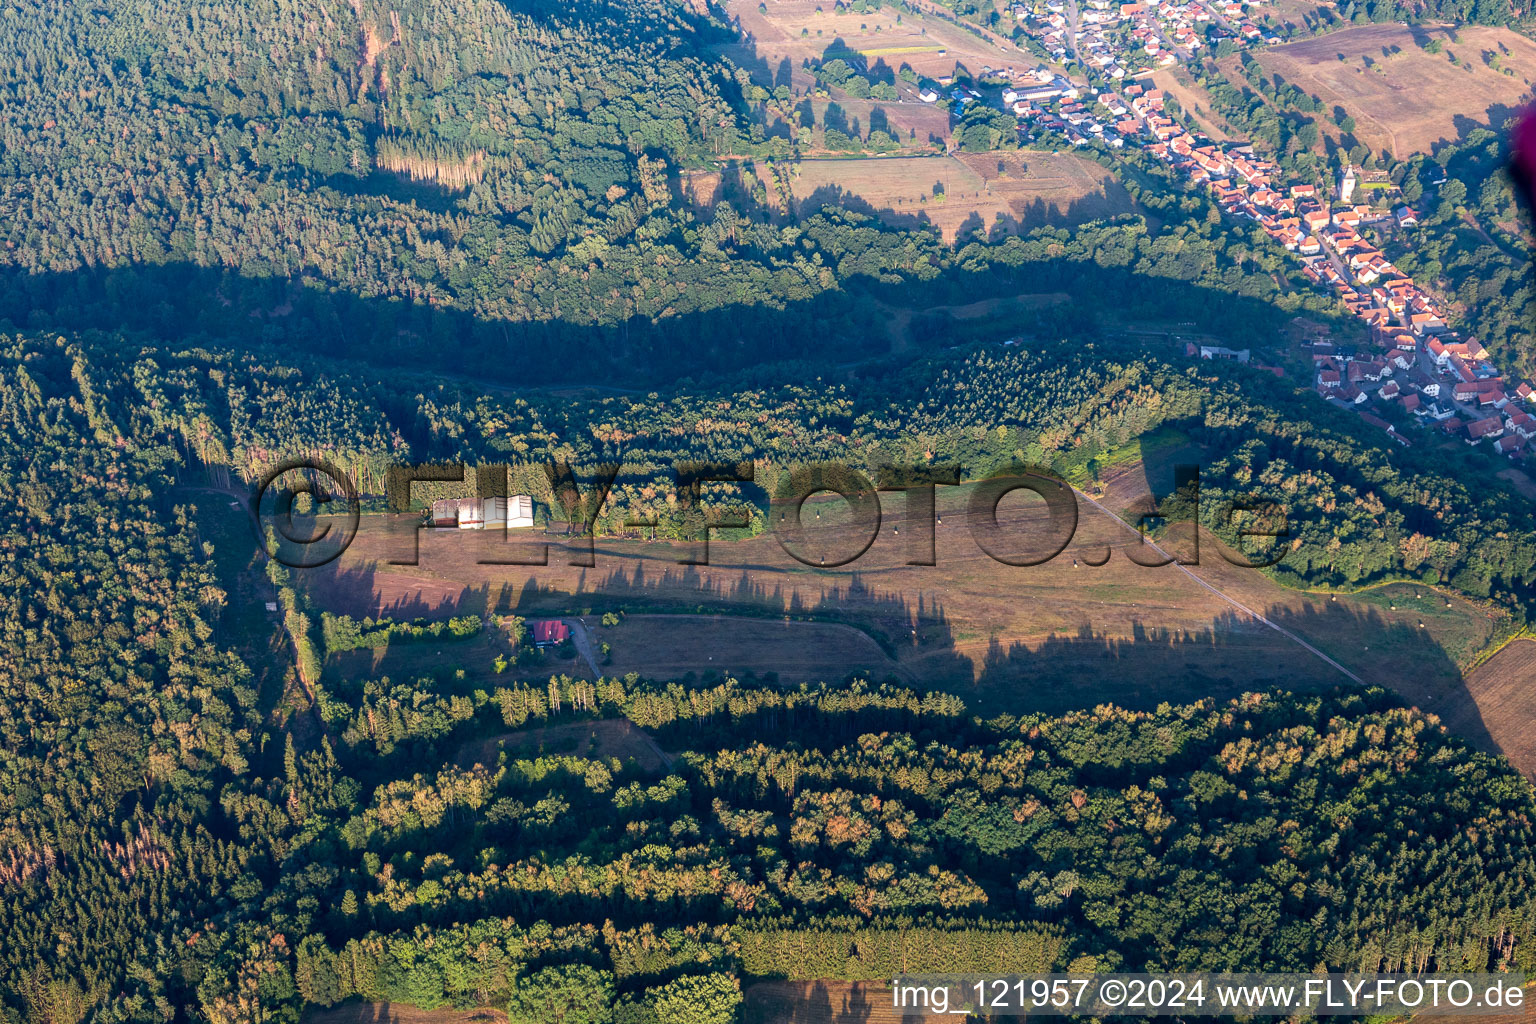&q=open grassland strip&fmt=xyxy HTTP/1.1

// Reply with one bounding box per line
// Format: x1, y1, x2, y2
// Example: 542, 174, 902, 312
1074, 488, 1364, 685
